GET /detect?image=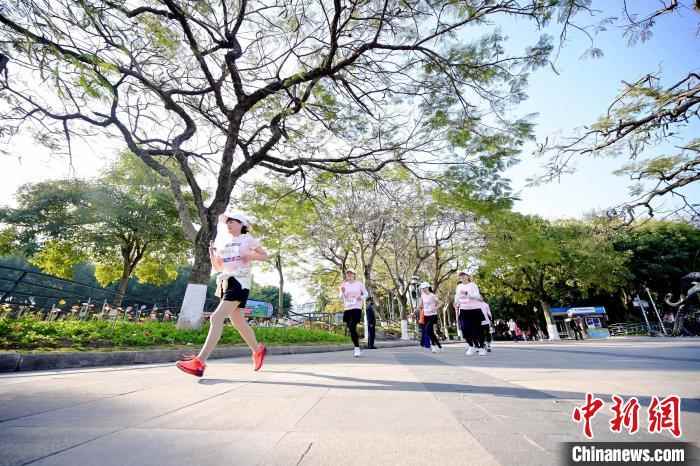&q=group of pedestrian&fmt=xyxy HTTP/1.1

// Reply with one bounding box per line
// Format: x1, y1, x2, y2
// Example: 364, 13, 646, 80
500, 319, 545, 341
176, 210, 500, 379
